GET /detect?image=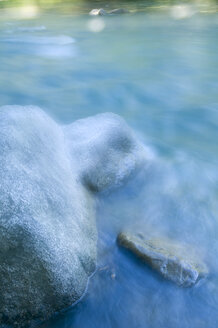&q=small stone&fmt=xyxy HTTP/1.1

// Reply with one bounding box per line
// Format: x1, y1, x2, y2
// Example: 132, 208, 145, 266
89, 8, 108, 16
117, 232, 208, 287
111, 273, 116, 280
